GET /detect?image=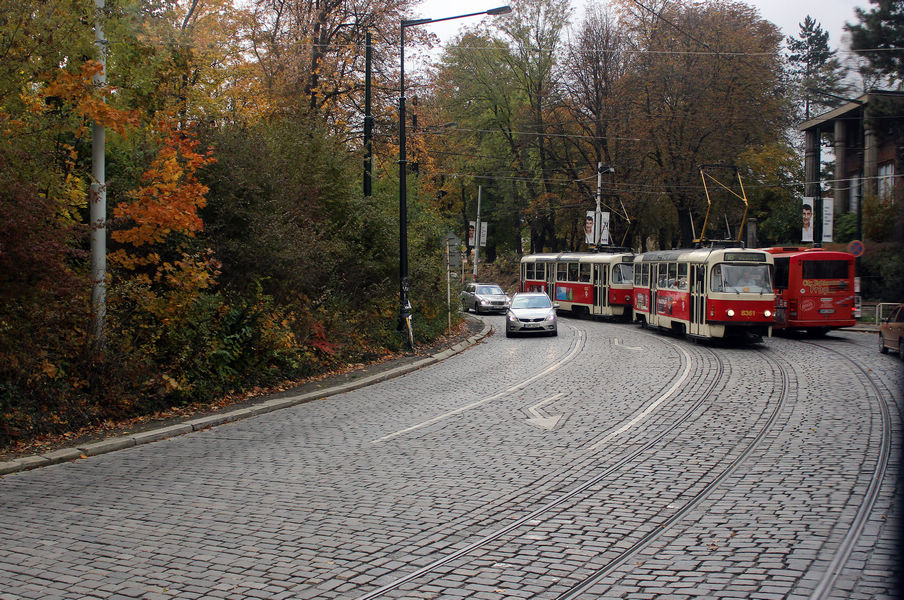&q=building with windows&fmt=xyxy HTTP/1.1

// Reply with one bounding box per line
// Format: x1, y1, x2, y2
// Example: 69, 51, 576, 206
800, 90, 903, 223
